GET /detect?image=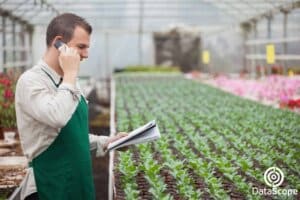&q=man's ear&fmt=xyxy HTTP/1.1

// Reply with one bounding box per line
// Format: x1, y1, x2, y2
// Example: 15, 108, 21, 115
54, 40, 65, 50
52, 36, 63, 47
